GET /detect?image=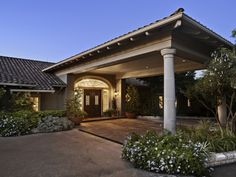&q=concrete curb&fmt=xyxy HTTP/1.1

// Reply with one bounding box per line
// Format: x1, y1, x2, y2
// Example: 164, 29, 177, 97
207, 151, 236, 167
